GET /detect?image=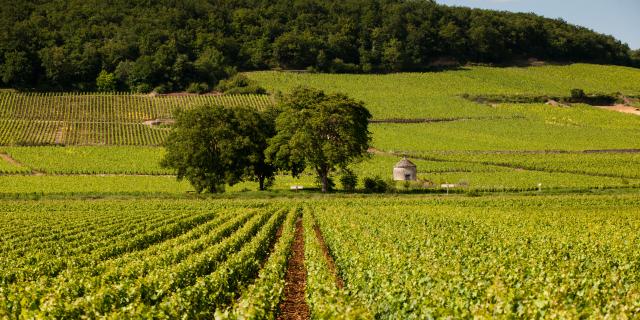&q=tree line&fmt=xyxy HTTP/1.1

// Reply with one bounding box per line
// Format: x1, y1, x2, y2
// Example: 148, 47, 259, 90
1, 0, 638, 92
